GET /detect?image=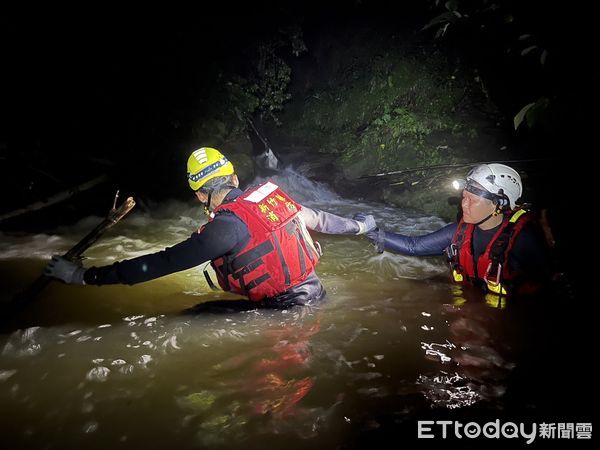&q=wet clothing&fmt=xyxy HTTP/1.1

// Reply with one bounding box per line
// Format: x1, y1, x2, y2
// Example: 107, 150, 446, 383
449, 210, 542, 295
374, 212, 551, 294
84, 188, 363, 306
209, 183, 320, 301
